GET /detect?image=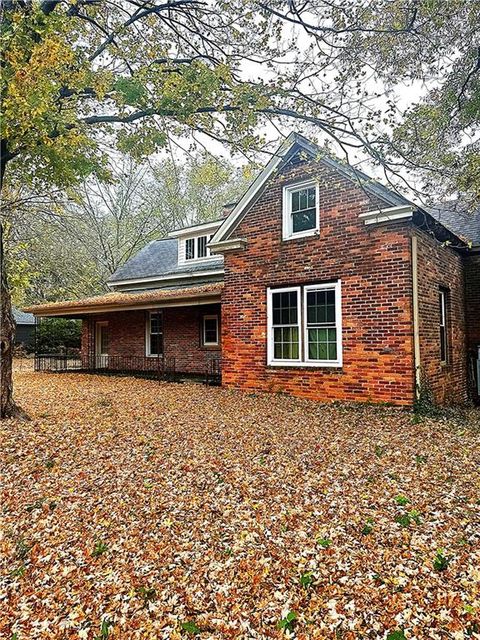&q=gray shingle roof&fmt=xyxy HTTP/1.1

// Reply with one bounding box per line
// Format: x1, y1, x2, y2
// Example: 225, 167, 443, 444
426, 201, 480, 246
108, 238, 223, 284
13, 307, 35, 325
